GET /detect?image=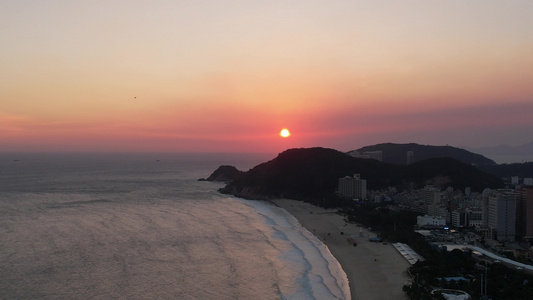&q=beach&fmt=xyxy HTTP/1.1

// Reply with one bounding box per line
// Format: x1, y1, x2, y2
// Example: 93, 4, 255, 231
271, 199, 410, 300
